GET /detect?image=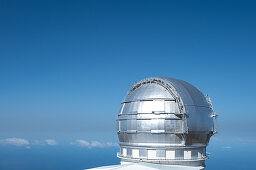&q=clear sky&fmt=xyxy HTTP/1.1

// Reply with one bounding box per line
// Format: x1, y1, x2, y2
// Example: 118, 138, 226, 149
0, 0, 256, 143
